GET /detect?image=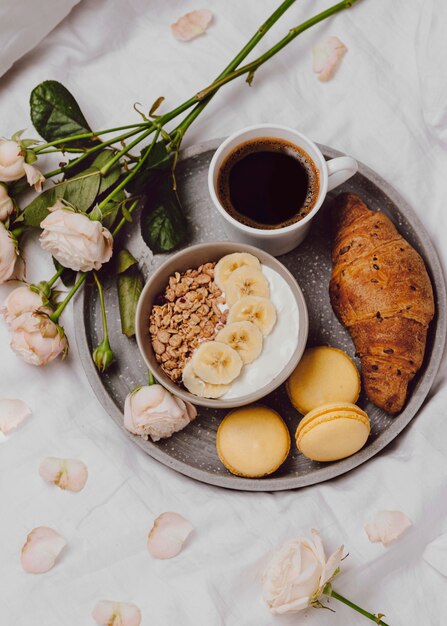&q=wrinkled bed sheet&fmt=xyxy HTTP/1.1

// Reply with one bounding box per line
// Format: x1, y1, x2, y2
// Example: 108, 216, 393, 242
1, 0, 447, 624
